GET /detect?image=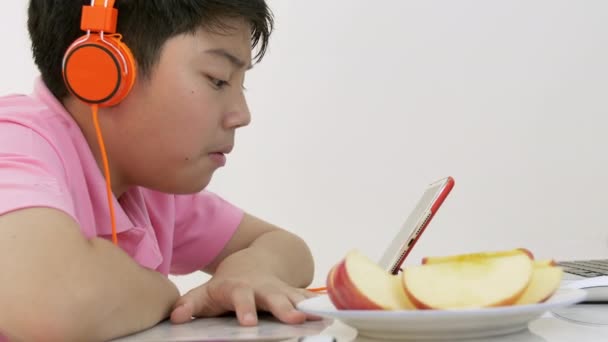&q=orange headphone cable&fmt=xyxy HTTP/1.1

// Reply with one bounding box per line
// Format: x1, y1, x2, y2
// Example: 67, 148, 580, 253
91, 104, 118, 245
